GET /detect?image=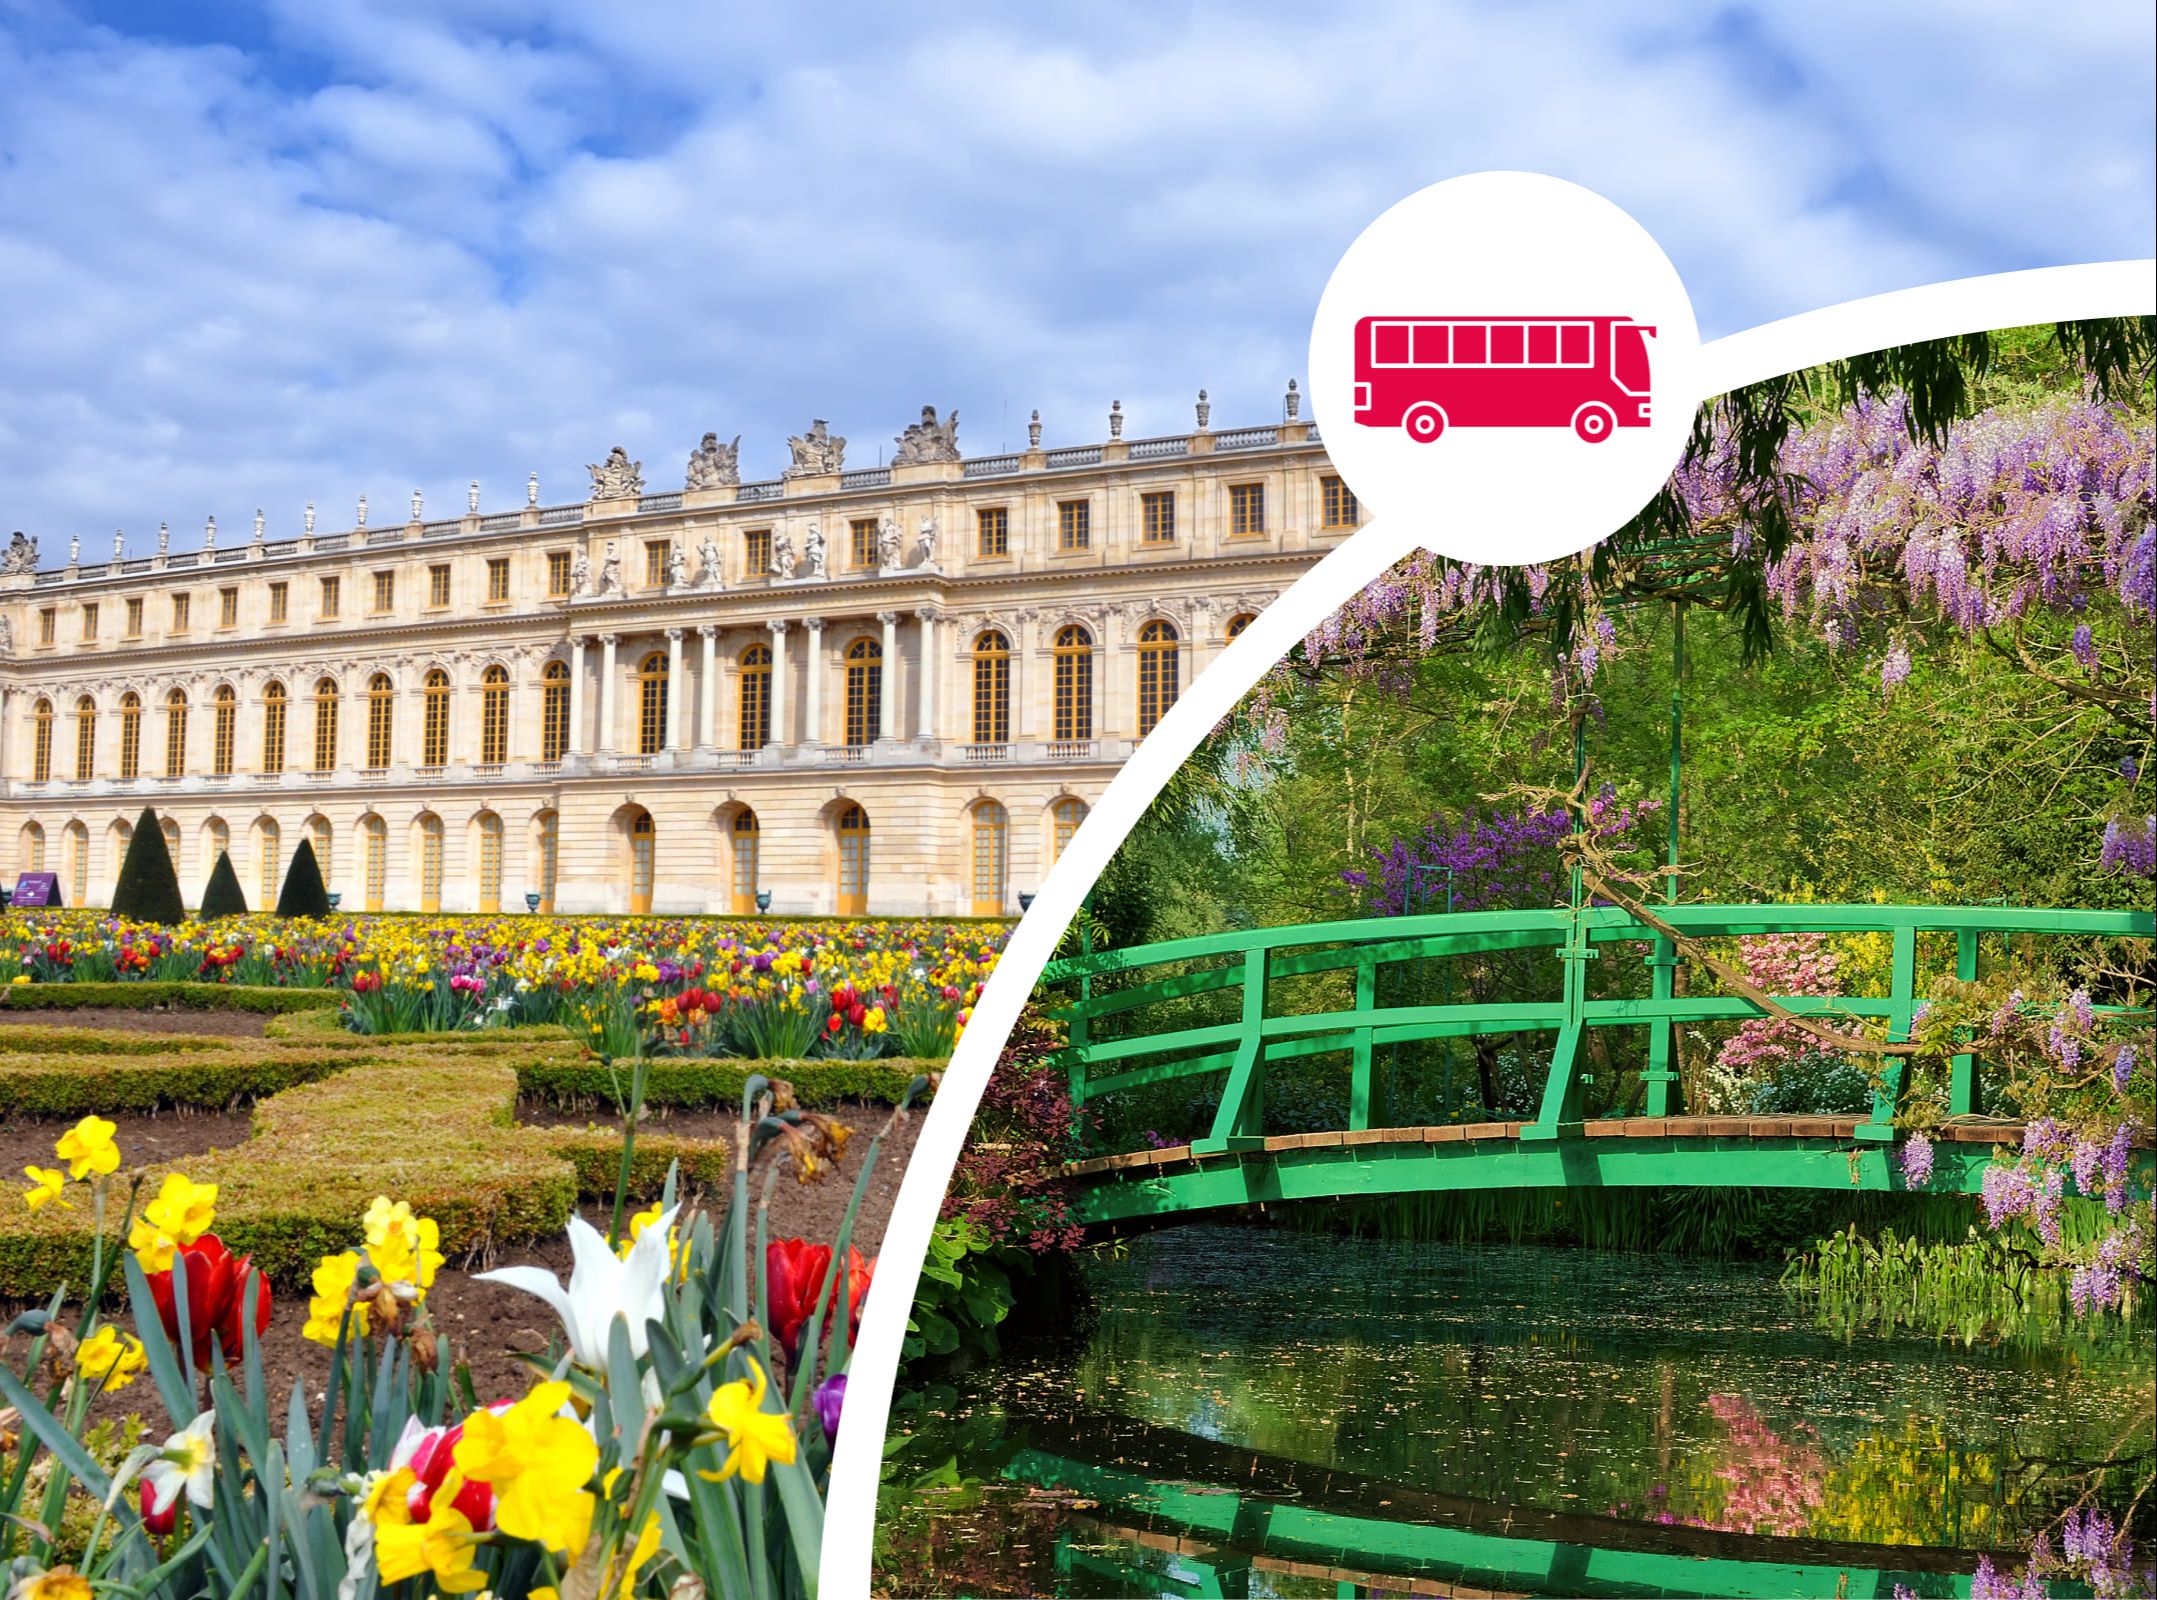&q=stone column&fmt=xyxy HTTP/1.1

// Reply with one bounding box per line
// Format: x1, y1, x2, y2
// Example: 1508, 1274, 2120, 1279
915, 609, 938, 742
801, 617, 825, 744
698, 625, 718, 748
597, 634, 619, 756
1100, 612, 1122, 738
1014, 613, 1036, 742
767, 620, 790, 746
665, 628, 686, 750
568, 637, 588, 756
877, 611, 899, 739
